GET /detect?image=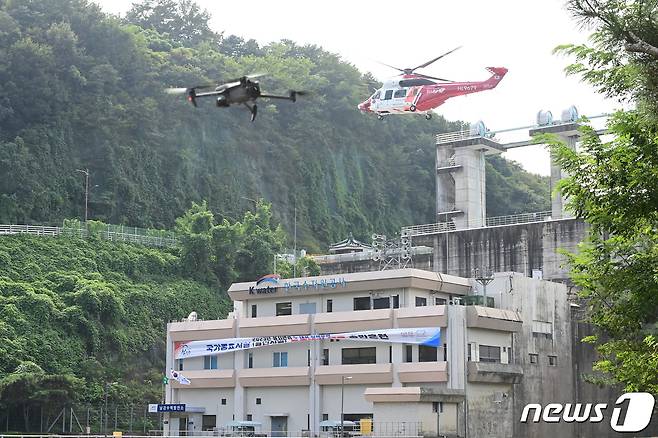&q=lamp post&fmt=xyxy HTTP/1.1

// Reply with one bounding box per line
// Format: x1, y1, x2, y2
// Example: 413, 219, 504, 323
104, 382, 117, 435
340, 376, 352, 437
76, 168, 89, 222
